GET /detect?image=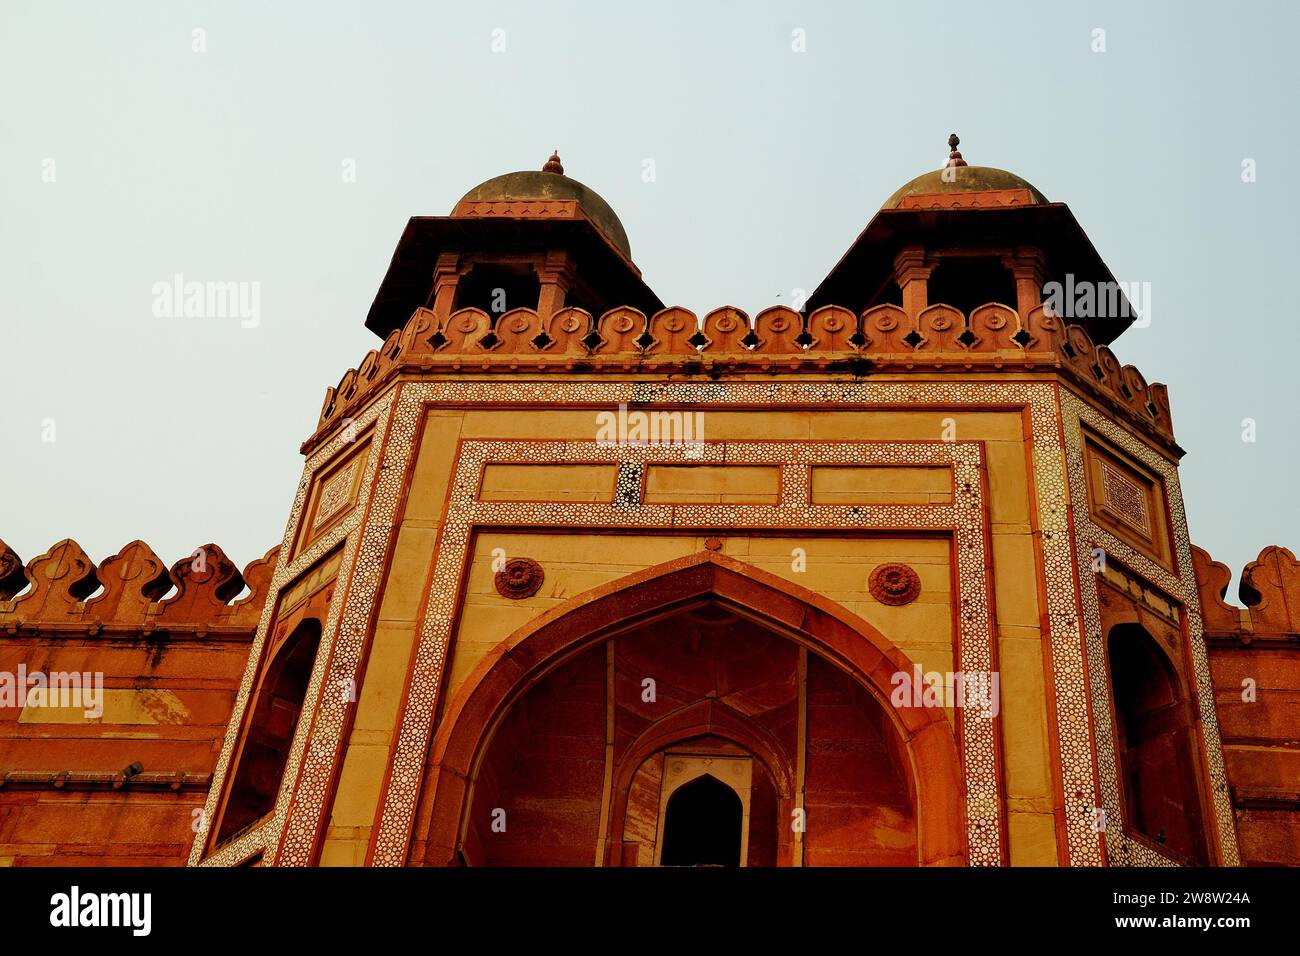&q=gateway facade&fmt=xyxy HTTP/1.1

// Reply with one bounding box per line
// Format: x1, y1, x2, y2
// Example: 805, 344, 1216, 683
2, 141, 1296, 867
